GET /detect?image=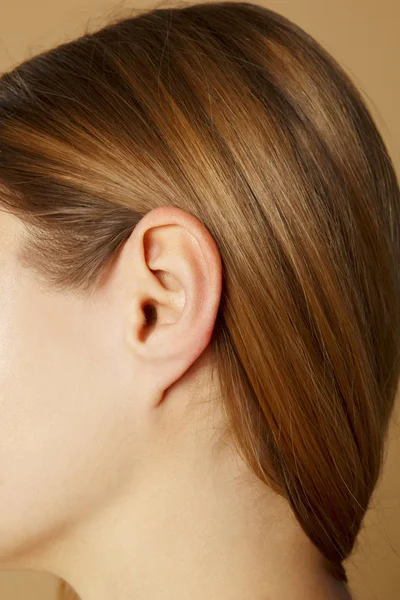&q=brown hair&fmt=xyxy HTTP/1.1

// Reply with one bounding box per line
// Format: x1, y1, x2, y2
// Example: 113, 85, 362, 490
0, 2, 399, 597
